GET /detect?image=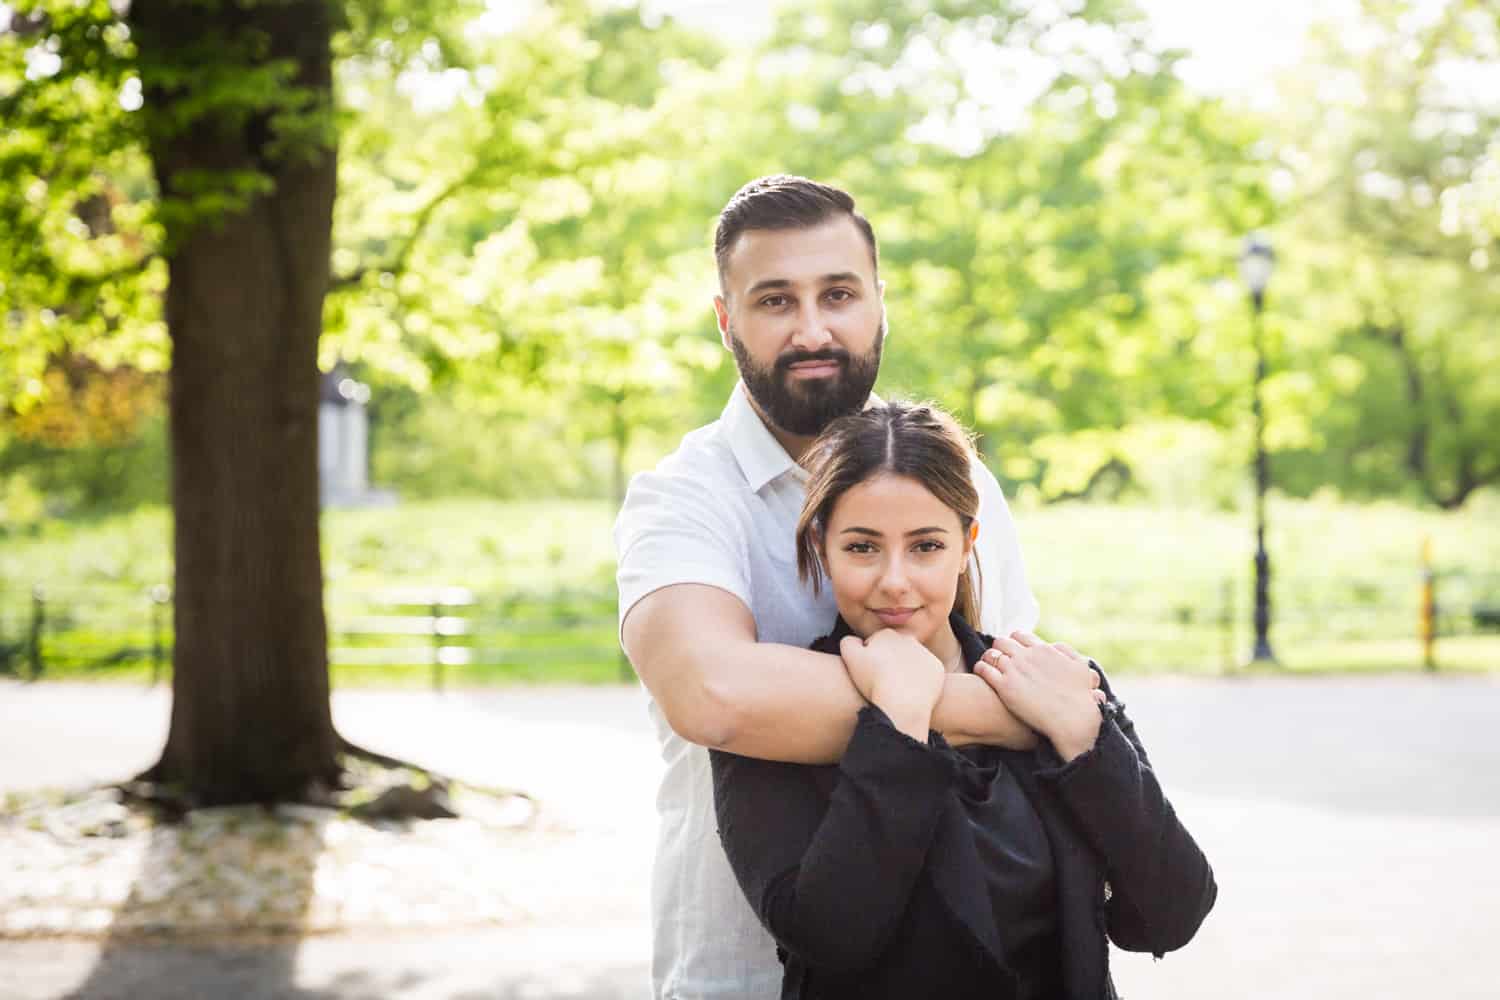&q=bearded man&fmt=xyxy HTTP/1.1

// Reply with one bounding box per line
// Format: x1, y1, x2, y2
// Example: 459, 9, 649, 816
614, 175, 1041, 999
